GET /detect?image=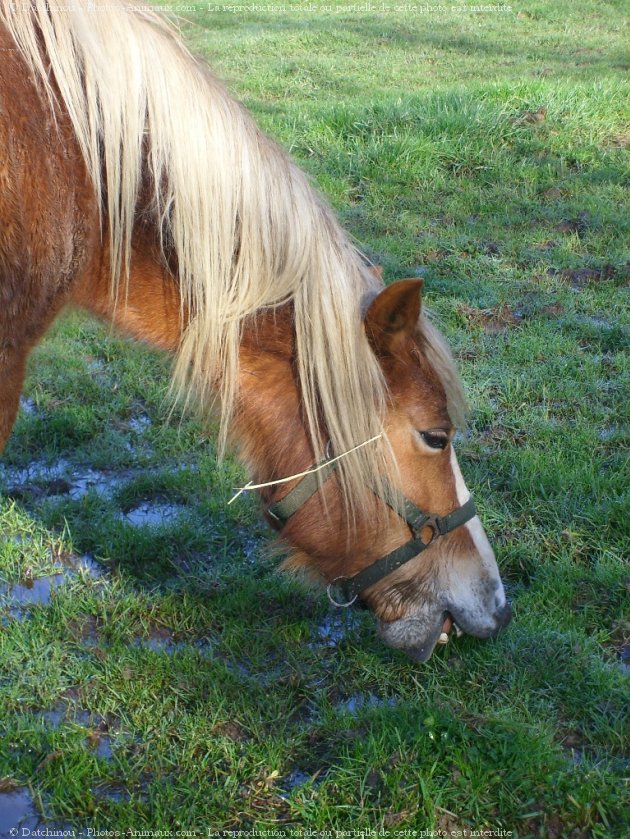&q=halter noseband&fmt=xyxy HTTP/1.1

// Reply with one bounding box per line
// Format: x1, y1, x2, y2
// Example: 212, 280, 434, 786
266, 455, 477, 608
